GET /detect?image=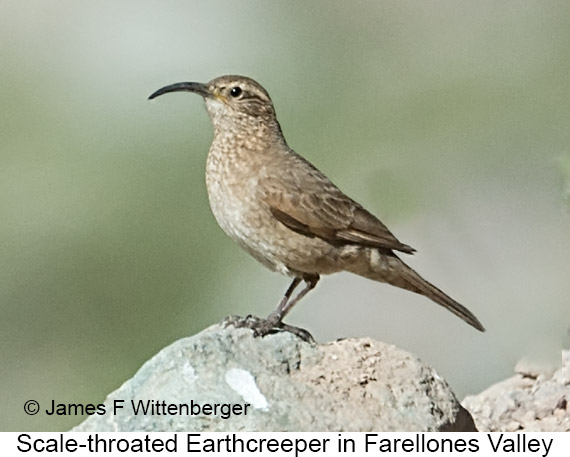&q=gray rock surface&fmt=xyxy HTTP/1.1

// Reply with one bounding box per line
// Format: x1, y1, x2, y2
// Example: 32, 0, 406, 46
462, 350, 570, 431
74, 323, 475, 432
